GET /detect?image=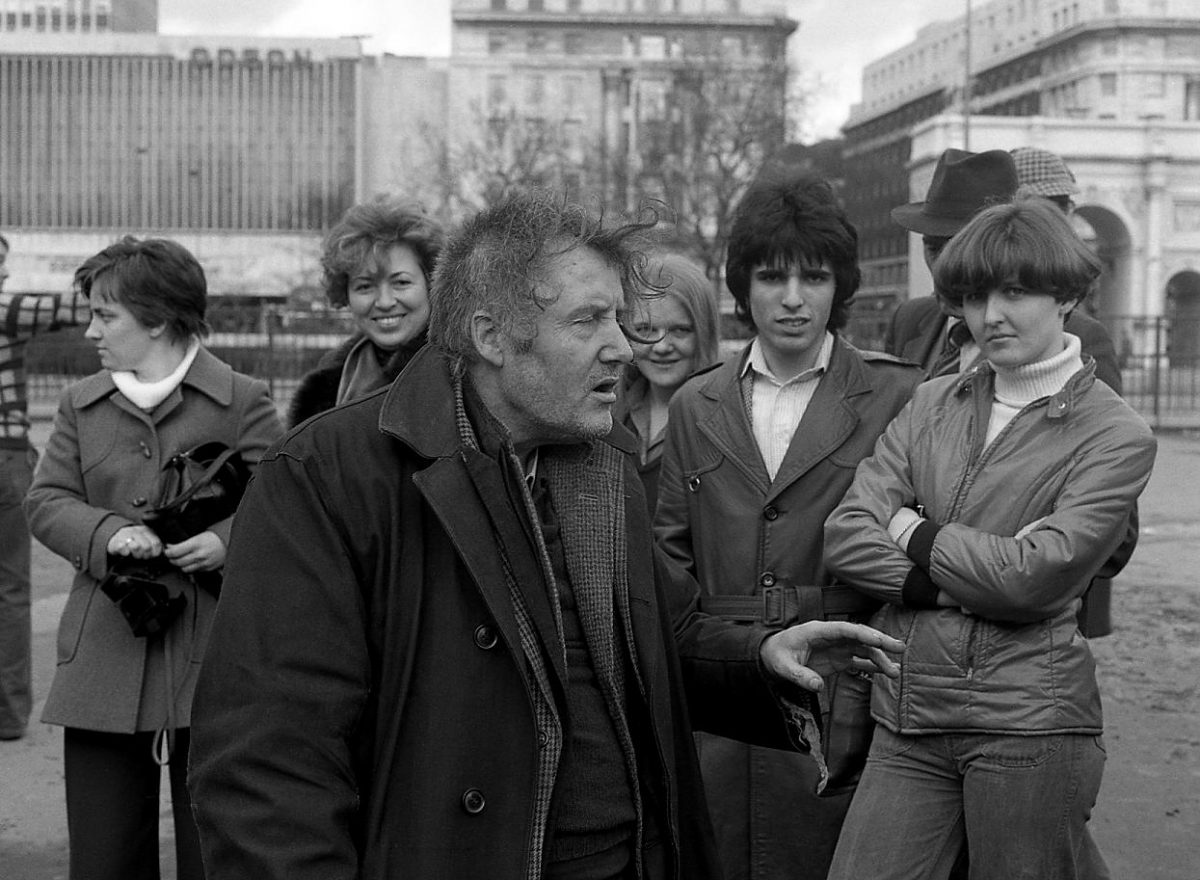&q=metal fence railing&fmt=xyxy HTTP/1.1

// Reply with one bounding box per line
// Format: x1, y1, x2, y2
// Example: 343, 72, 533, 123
23, 306, 1200, 431
1106, 315, 1200, 429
